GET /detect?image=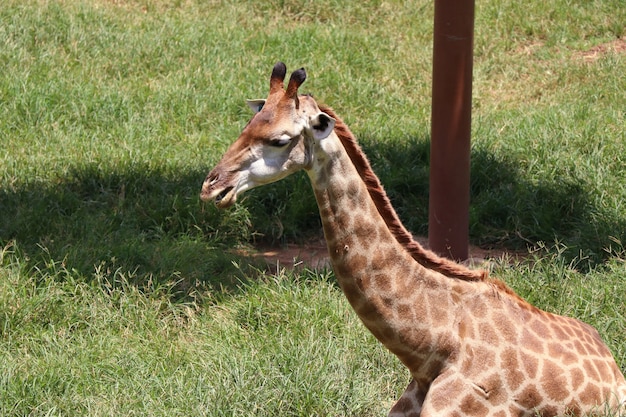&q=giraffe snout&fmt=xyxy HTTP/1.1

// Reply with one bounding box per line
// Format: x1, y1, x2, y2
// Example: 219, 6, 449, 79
200, 170, 238, 208
200, 172, 219, 201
